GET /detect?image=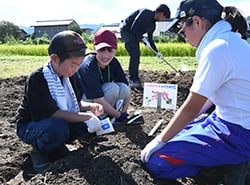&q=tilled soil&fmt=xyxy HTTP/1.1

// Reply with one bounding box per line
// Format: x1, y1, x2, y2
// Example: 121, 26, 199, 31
0, 70, 249, 185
